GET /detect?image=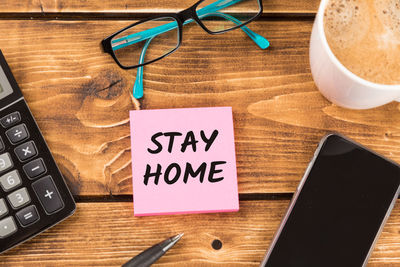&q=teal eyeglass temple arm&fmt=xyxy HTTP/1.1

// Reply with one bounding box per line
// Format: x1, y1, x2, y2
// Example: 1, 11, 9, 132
112, 0, 268, 50
133, 37, 153, 99
112, 0, 235, 50
132, 11, 269, 99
